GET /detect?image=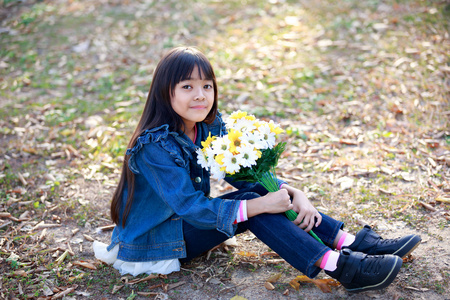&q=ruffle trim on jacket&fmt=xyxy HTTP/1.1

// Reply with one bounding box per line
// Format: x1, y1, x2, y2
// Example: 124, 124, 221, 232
125, 112, 227, 174
93, 241, 180, 276
126, 125, 190, 173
